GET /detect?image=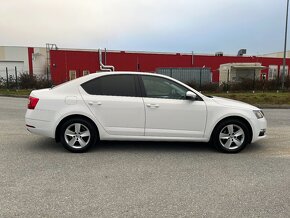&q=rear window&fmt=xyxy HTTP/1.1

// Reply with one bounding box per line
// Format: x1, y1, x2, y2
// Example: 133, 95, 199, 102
81, 74, 137, 97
